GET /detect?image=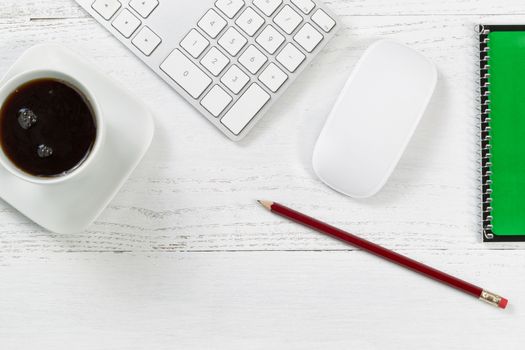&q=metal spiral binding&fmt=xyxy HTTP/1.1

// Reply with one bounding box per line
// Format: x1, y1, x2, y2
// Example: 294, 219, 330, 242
479, 25, 494, 240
